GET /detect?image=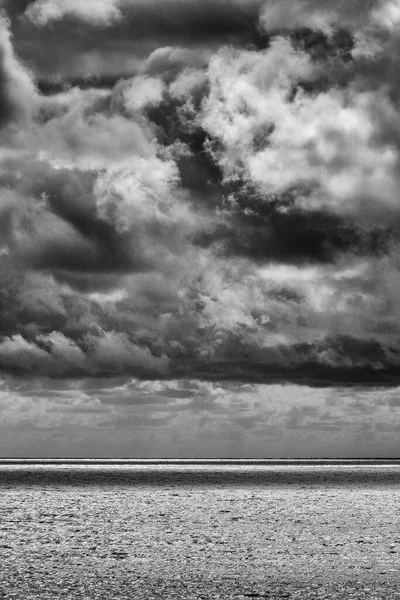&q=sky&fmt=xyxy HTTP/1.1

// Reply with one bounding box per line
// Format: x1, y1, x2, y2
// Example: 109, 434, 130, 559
0, 0, 400, 457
